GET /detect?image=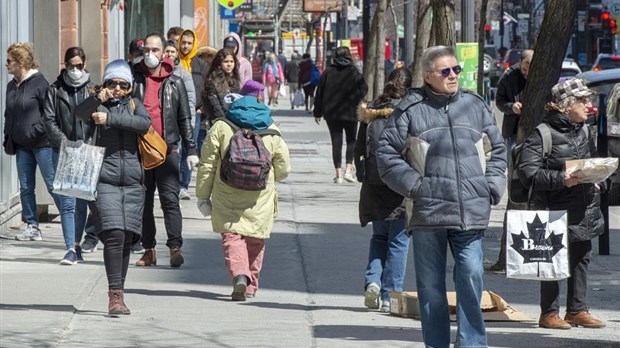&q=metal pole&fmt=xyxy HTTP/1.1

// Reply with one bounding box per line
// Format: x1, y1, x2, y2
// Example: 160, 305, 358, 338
500, 0, 505, 50
462, 0, 475, 42
403, 0, 414, 67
